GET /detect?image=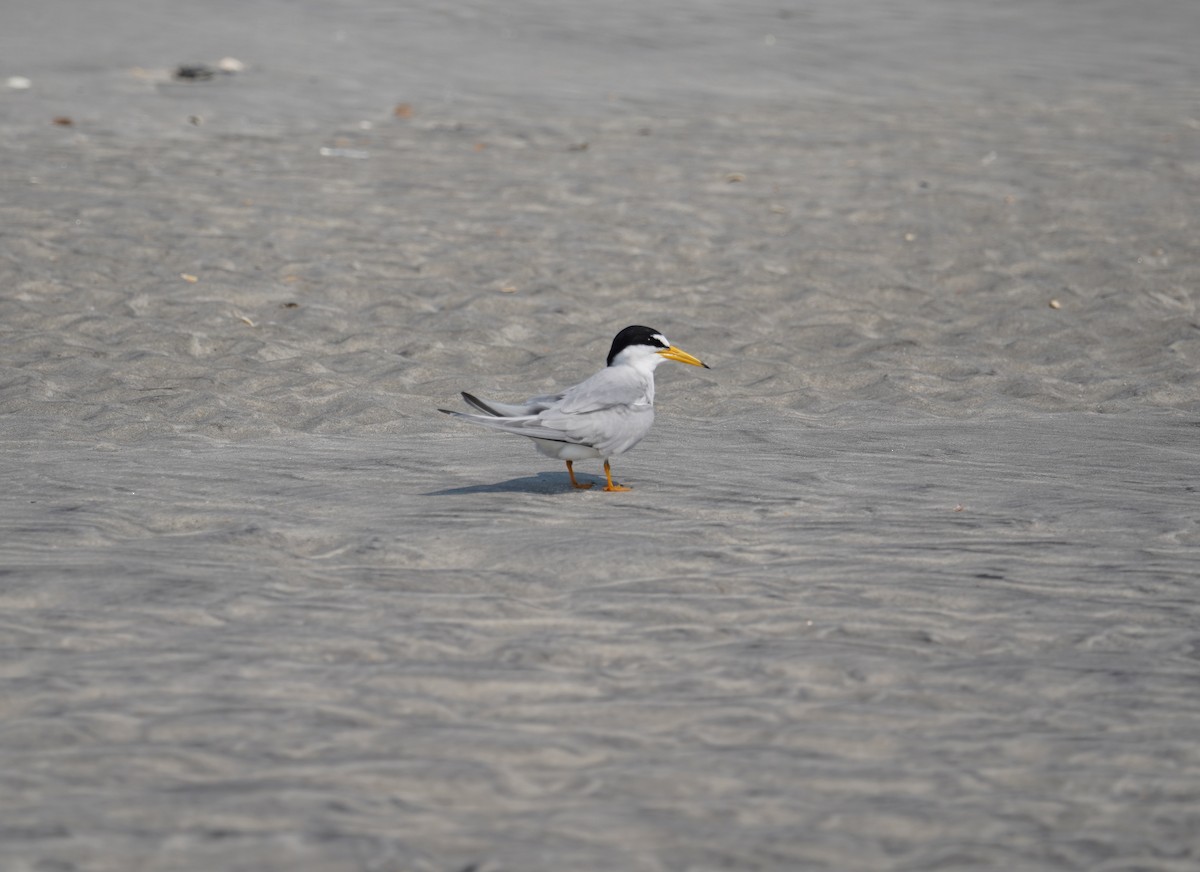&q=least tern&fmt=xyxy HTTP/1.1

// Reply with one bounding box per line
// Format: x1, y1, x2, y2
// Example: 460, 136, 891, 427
440, 325, 709, 491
